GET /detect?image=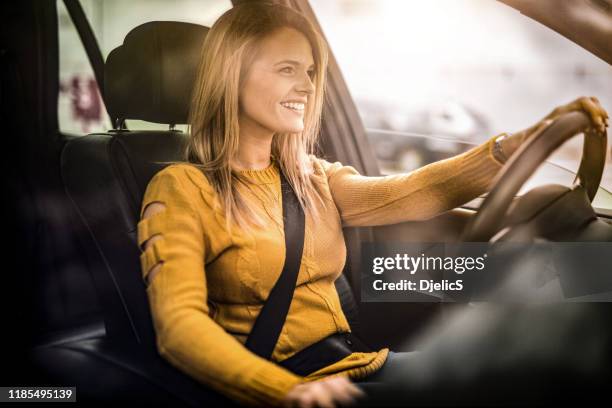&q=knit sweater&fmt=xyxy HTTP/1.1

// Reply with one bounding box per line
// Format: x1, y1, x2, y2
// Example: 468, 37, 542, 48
137, 135, 504, 407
